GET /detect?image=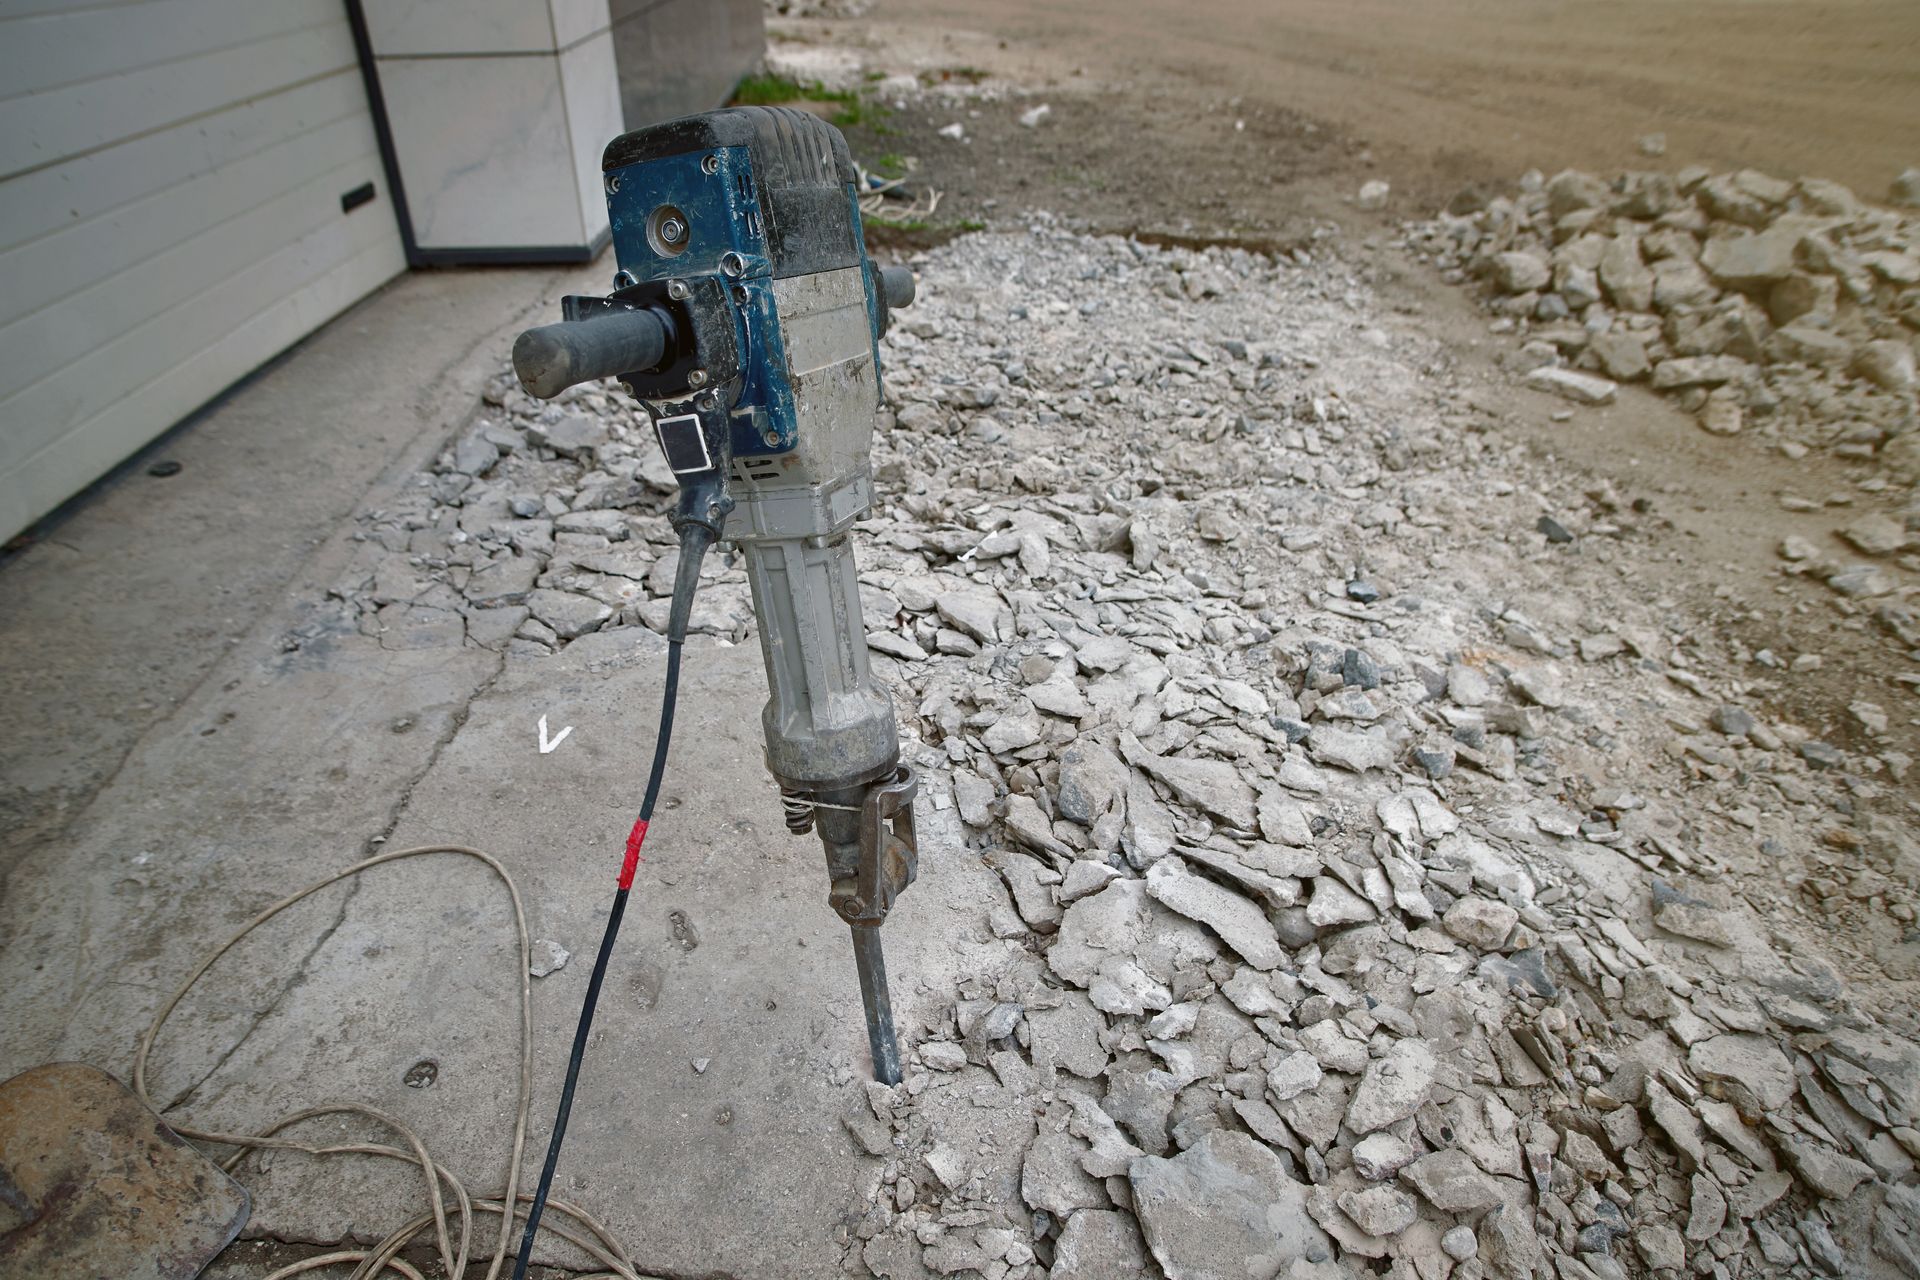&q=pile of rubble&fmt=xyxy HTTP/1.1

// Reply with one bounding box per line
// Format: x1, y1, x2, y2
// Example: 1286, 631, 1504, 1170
304, 368, 758, 656
321, 220, 1919, 1280
830, 226, 1919, 1280
1401, 167, 1920, 476
766, 0, 873, 18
